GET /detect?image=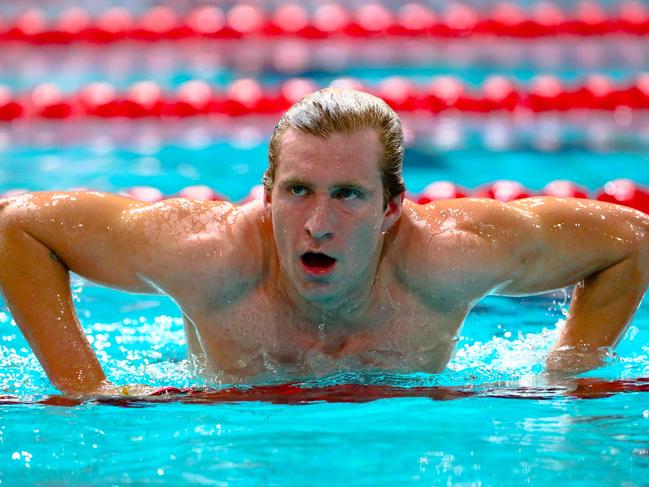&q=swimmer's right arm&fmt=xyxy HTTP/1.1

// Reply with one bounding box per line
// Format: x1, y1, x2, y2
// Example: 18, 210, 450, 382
0, 191, 222, 395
